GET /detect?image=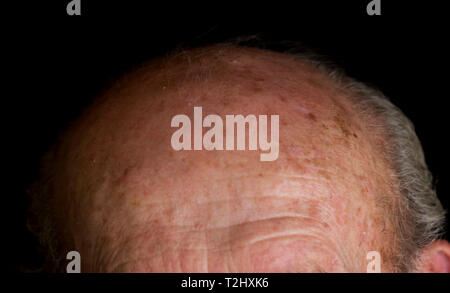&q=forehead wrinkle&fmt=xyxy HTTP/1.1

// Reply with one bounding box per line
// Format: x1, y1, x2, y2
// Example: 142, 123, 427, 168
123, 216, 339, 253
115, 178, 342, 235
103, 183, 342, 241
107, 216, 347, 272
122, 190, 339, 230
